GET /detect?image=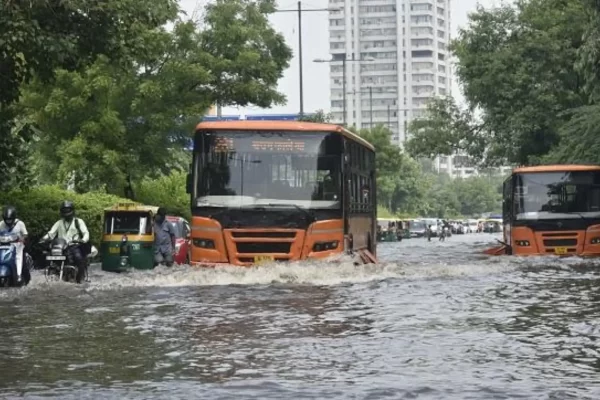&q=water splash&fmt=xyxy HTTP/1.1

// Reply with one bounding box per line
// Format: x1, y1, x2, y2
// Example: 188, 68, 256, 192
2, 234, 600, 297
